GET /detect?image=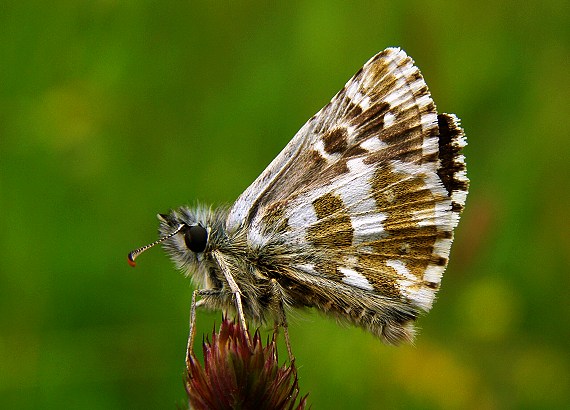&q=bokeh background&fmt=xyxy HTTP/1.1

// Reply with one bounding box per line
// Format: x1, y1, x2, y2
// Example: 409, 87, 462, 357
1, 1, 568, 409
